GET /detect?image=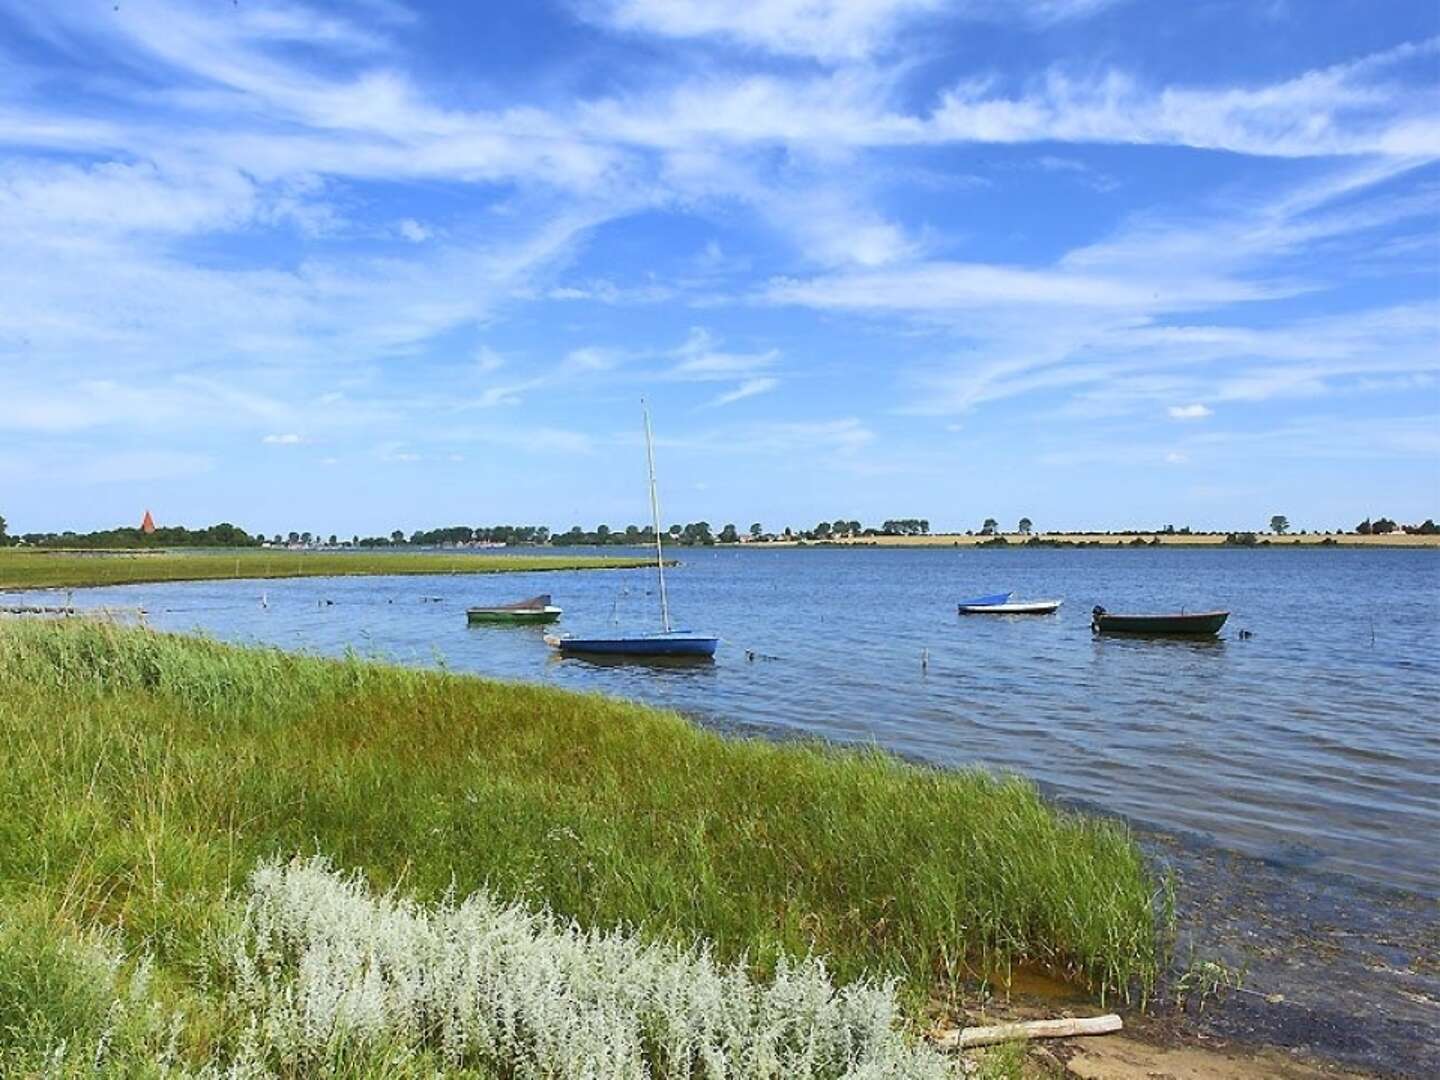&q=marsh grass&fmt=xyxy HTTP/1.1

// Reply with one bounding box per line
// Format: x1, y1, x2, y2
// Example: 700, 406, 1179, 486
0, 548, 650, 591
0, 620, 1167, 1073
